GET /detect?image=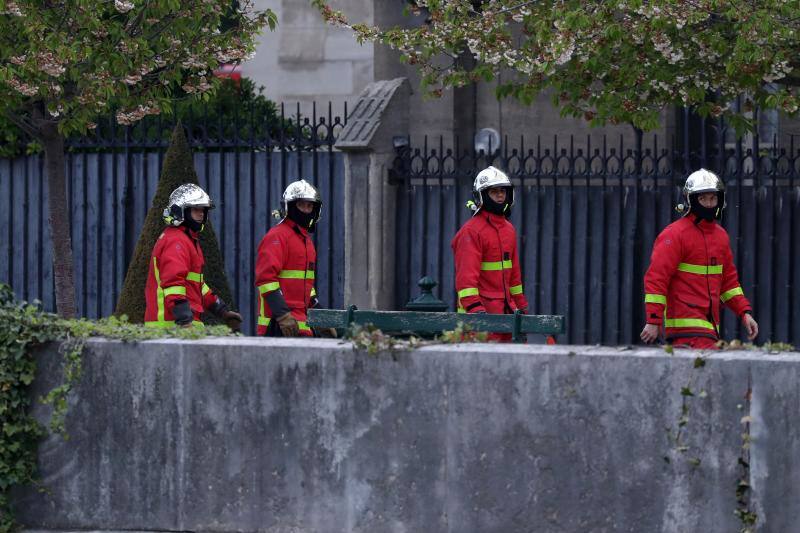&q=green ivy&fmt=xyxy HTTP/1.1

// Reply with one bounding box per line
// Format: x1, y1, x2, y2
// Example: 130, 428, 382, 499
0, 283, 233, 532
